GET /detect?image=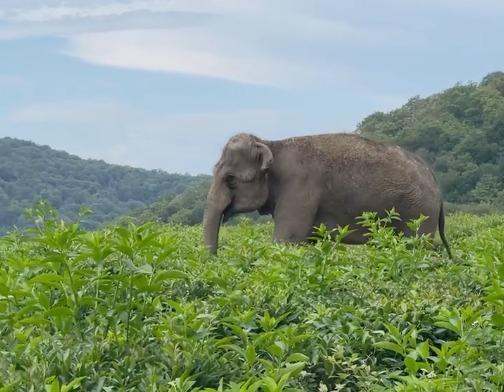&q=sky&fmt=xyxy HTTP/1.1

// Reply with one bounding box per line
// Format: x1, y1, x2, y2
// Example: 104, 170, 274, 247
1, 0, 504, 175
